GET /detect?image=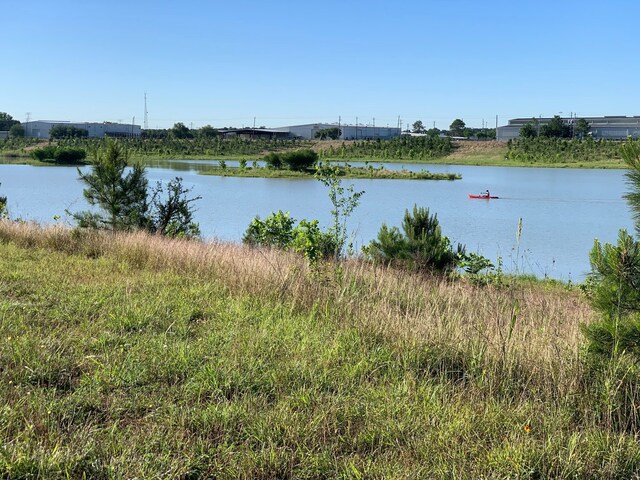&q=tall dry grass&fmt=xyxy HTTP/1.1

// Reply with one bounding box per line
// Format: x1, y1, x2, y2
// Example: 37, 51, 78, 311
0, 219, 595, 401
